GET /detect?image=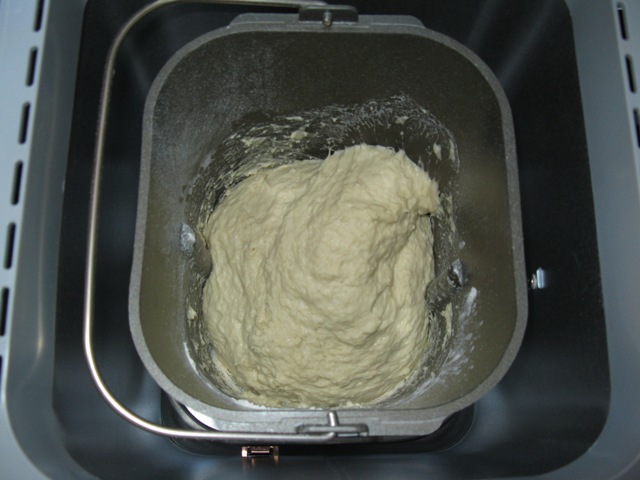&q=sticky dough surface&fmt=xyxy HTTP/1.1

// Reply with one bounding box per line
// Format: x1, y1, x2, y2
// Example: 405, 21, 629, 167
202, 144, 440, 407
